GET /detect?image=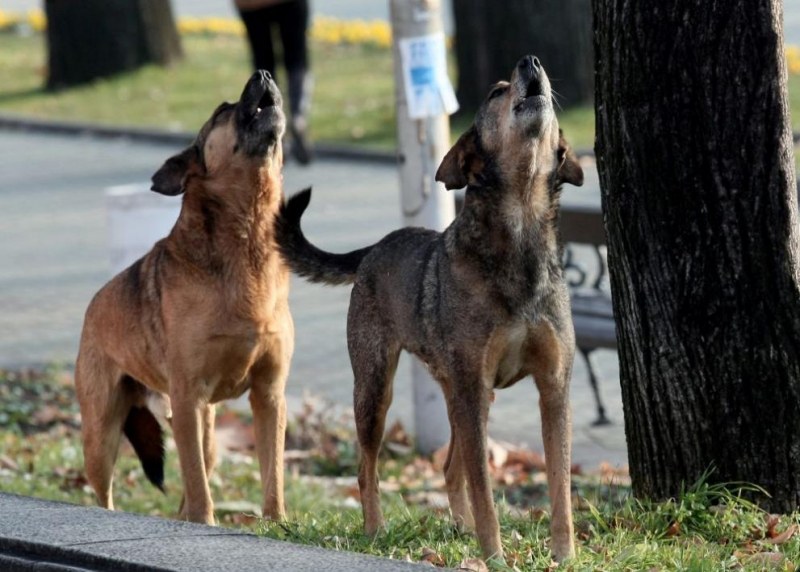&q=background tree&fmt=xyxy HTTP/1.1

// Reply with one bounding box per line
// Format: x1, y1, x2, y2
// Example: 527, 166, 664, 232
452, 0, 592, 111
593, 0, 800, 511
45, 0, 183, 90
